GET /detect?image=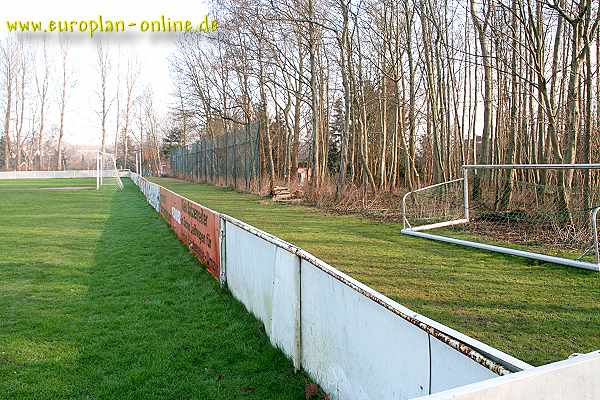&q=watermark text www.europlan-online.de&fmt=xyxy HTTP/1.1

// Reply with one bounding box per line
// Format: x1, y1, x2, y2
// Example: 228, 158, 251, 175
5, 15, 218, 37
